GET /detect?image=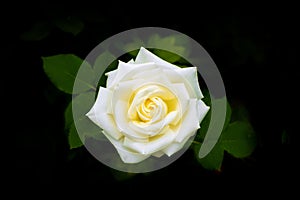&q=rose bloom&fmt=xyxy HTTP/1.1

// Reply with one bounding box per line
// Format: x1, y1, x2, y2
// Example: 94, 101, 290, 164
86, 47, 209, 163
